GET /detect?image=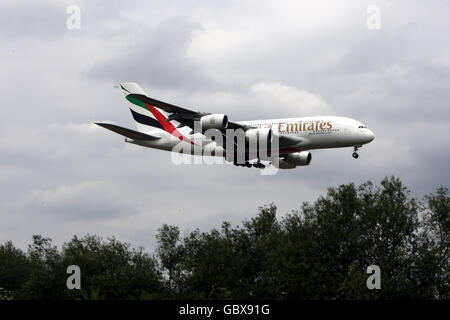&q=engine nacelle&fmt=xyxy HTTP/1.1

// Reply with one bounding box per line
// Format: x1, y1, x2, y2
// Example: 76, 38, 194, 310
286, 151, 312, 166
275, 151, 312, 169
245, 128, 273, 159
245, 128, 273, 144
200, 114, 228, 131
